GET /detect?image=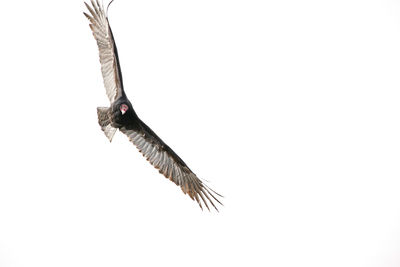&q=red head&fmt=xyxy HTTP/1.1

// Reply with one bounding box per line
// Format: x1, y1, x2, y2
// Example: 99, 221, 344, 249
120, 104, 129, 115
